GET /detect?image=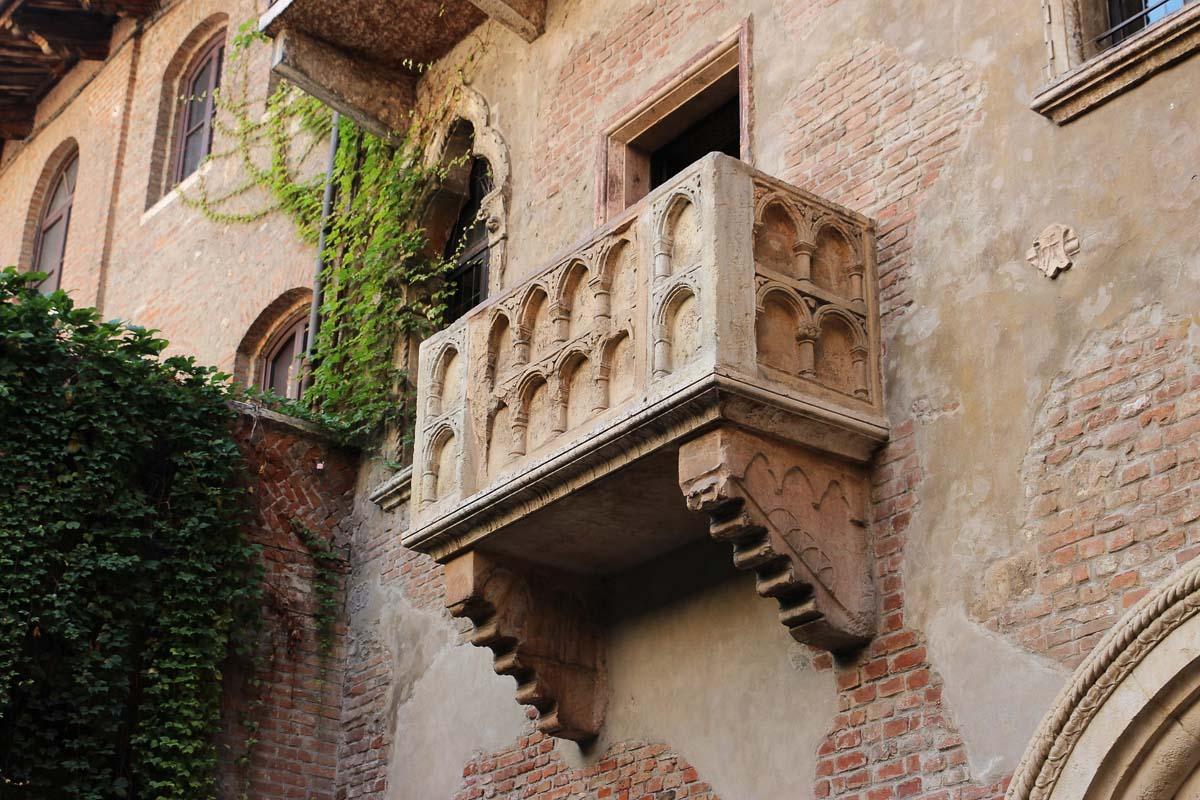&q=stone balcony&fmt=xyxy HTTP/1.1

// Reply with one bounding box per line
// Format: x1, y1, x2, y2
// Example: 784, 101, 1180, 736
259, 0, 545, 135
406, 154, 888, 740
